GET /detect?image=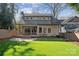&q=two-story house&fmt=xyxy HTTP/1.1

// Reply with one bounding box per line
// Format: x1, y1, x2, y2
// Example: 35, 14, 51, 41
16, 12, 61, 36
